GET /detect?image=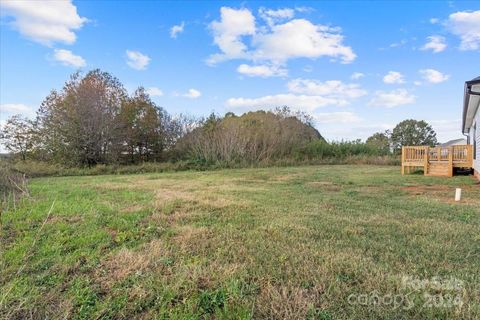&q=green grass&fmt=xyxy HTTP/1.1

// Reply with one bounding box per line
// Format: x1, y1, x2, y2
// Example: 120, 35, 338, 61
1, 165, 479, 319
